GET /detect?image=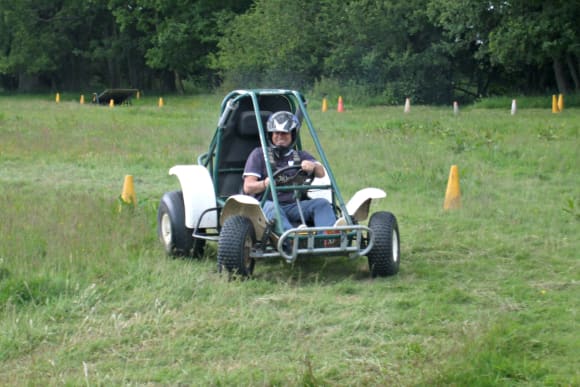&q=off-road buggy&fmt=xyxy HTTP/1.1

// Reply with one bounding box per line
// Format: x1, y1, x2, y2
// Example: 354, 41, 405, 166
157, 89, 400, 278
